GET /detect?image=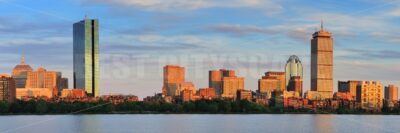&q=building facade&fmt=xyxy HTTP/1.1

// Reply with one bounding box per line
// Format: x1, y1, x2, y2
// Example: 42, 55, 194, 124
198, 88, 216, 99
237, 90, 252, 101
310, 23, 333, 99
285, 55, 303, 90
258, 71, 285, 95
209, 69, 235, 96
16, 88, 57, 99
162, 65, 185, 96
0, 75, 16, 103
25, 67, 62, 92
258, 76, 278, 94
73, 17, 100, 97
338, 80, 360, 100
356, 81, 383, 111
61, 89, 87, 98
222, 76, 244, 98
384, 84, 398, 102
287, 76, 303, 97
11, 56, 33, 88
